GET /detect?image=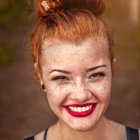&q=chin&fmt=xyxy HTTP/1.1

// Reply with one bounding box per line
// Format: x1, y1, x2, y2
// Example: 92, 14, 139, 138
69, 123, 95, 132
66, 117, 98, 132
